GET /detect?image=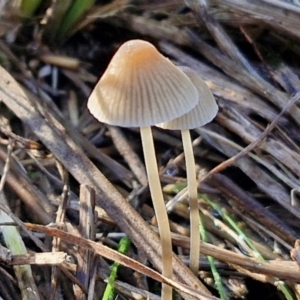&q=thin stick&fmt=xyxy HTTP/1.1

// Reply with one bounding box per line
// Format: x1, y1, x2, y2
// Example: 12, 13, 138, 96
0, 139, 13, 192
109, 126, 148, 186
140, 126, 173, 300
181, 129, 200, 275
